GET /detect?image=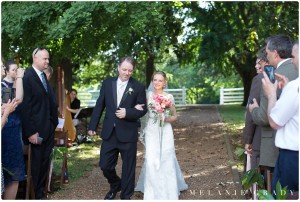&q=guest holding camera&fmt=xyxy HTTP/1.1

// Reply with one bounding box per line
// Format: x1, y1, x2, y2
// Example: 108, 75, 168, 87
262, 40, 299, 196
249, 35, 298, 182
1, 61, 26, 199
